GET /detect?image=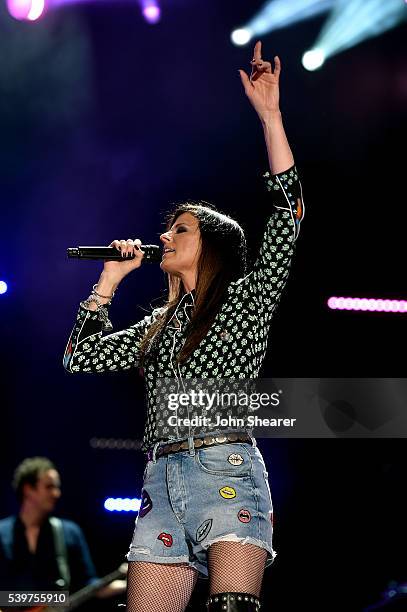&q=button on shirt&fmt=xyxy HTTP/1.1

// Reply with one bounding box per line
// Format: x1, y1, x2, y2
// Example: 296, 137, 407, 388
63, 165, 304, 451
